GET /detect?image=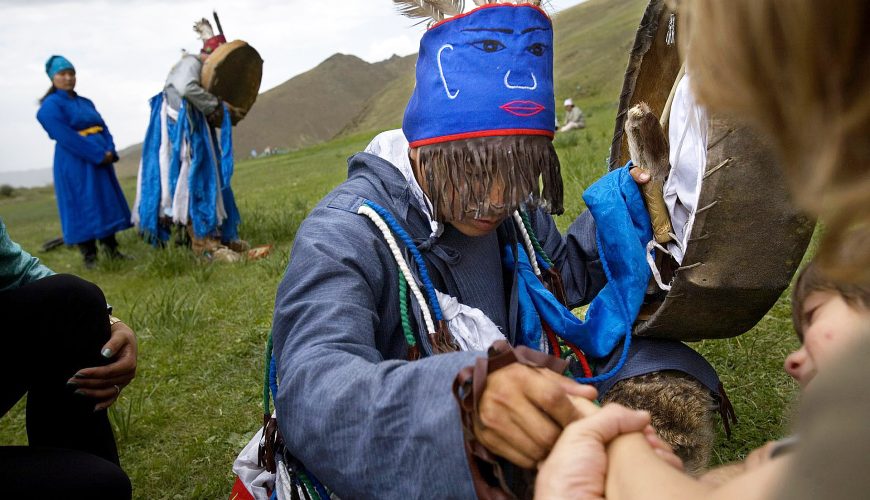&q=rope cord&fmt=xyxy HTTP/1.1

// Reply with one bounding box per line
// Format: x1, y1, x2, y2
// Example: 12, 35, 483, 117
513, 211, 542, 276
358, 204, 436, 334
363, 201, 444, 321
398, 271, 416, 346
518, 209, 554, 267
262, 332, 273, 415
